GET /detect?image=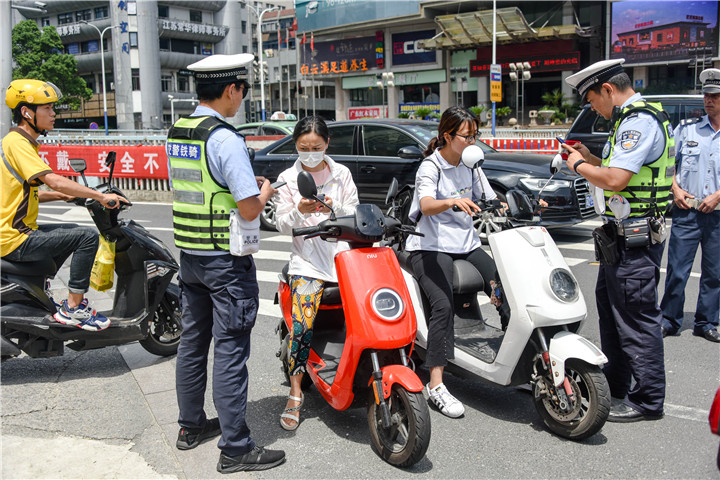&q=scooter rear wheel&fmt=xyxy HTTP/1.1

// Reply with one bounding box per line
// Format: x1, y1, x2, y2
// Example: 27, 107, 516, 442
367, 385, 430, 467
139, 283, 182, 357
533, 359, 610, 441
